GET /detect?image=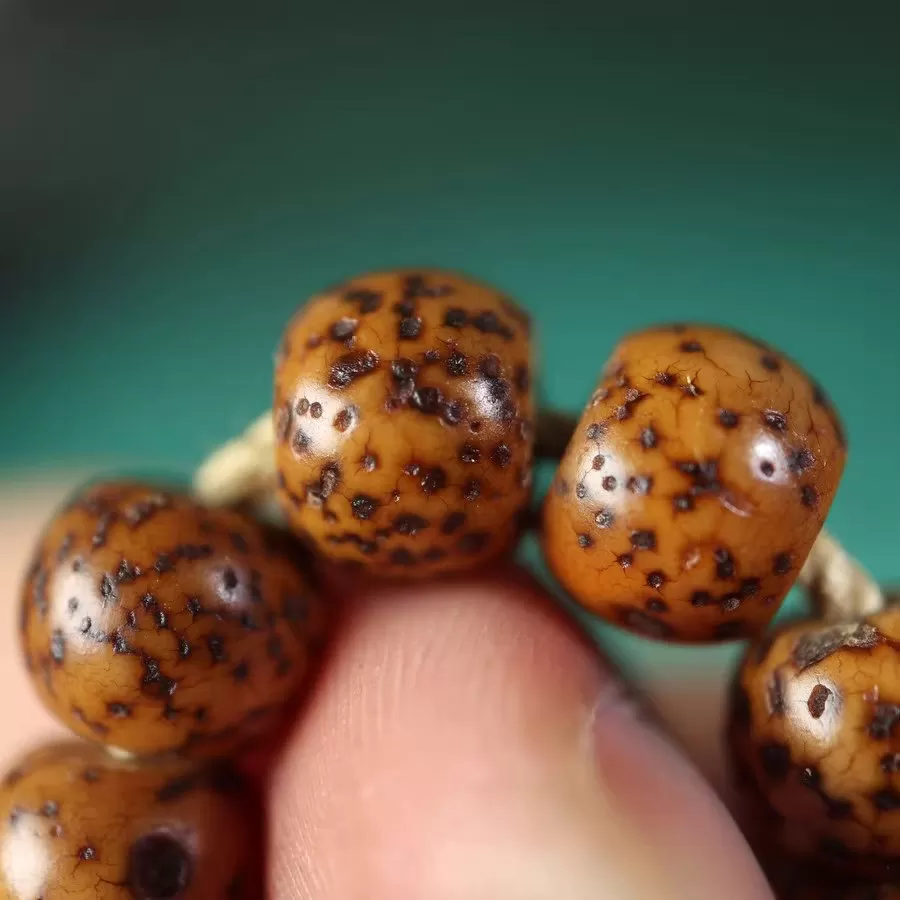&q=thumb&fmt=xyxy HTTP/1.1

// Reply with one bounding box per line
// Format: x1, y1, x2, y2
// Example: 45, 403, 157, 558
268, 568, 773, 899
